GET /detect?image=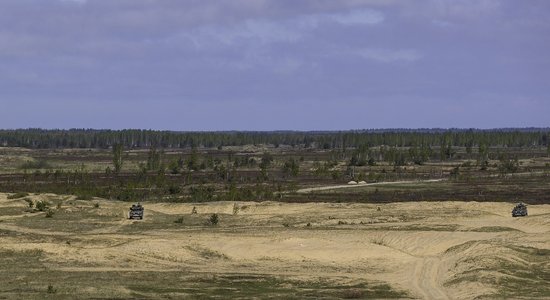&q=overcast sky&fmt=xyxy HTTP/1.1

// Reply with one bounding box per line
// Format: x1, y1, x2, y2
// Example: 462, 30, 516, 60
0, 0, 549, 130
